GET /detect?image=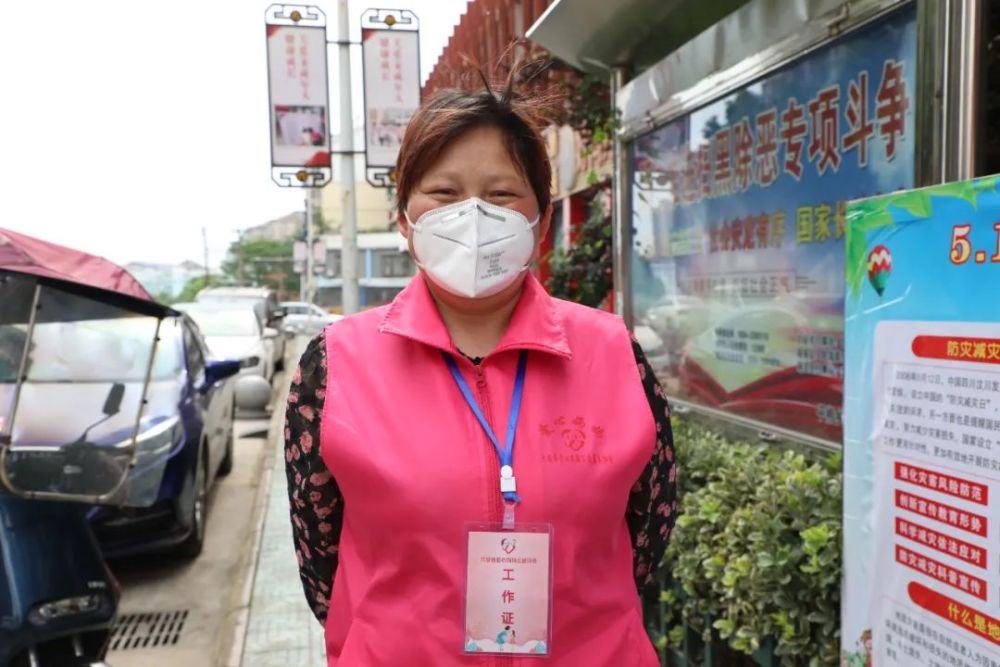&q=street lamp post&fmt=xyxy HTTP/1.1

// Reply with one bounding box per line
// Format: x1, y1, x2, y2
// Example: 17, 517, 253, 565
338, 0, 359, 314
